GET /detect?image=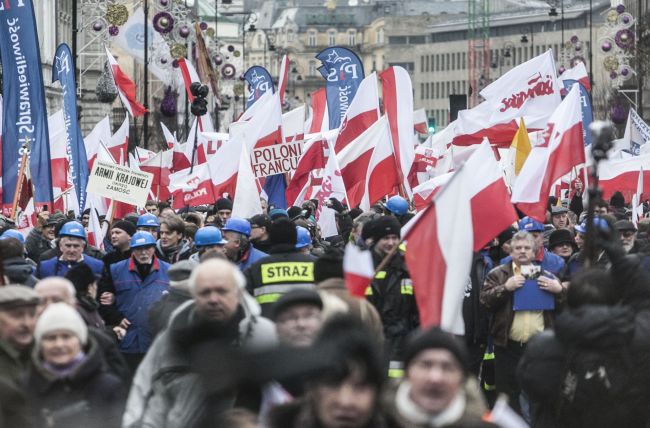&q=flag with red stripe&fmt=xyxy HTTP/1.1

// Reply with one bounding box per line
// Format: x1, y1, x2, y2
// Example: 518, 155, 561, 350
104, 47, 147, 117
343, 243, 374, 297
